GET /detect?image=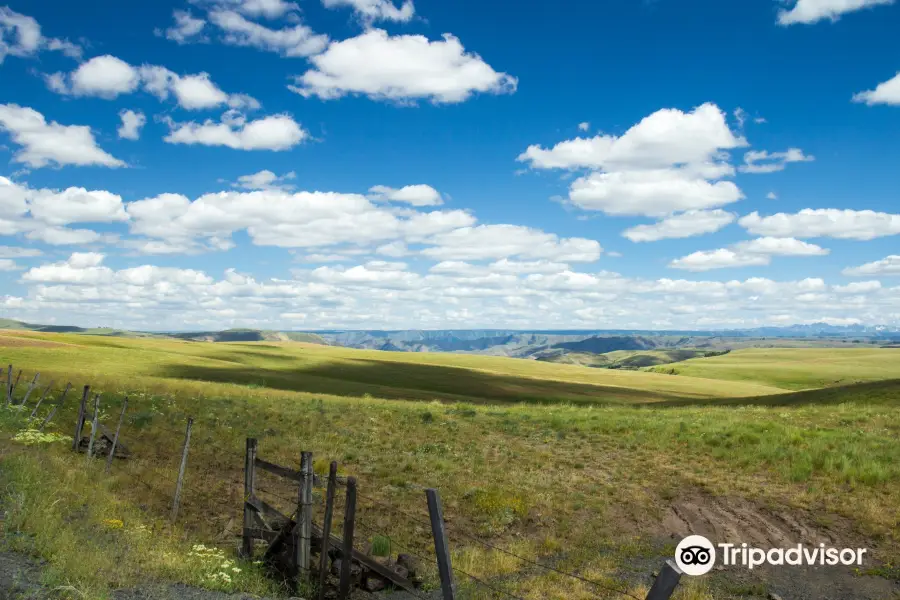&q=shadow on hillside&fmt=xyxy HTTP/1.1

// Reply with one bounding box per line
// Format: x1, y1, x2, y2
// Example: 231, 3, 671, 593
651, 379, 900, 409
158, 357, 694, 406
